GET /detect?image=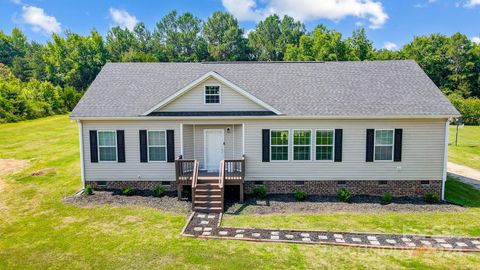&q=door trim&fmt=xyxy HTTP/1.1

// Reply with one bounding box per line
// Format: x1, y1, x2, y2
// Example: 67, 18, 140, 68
203, 129, 225, 171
